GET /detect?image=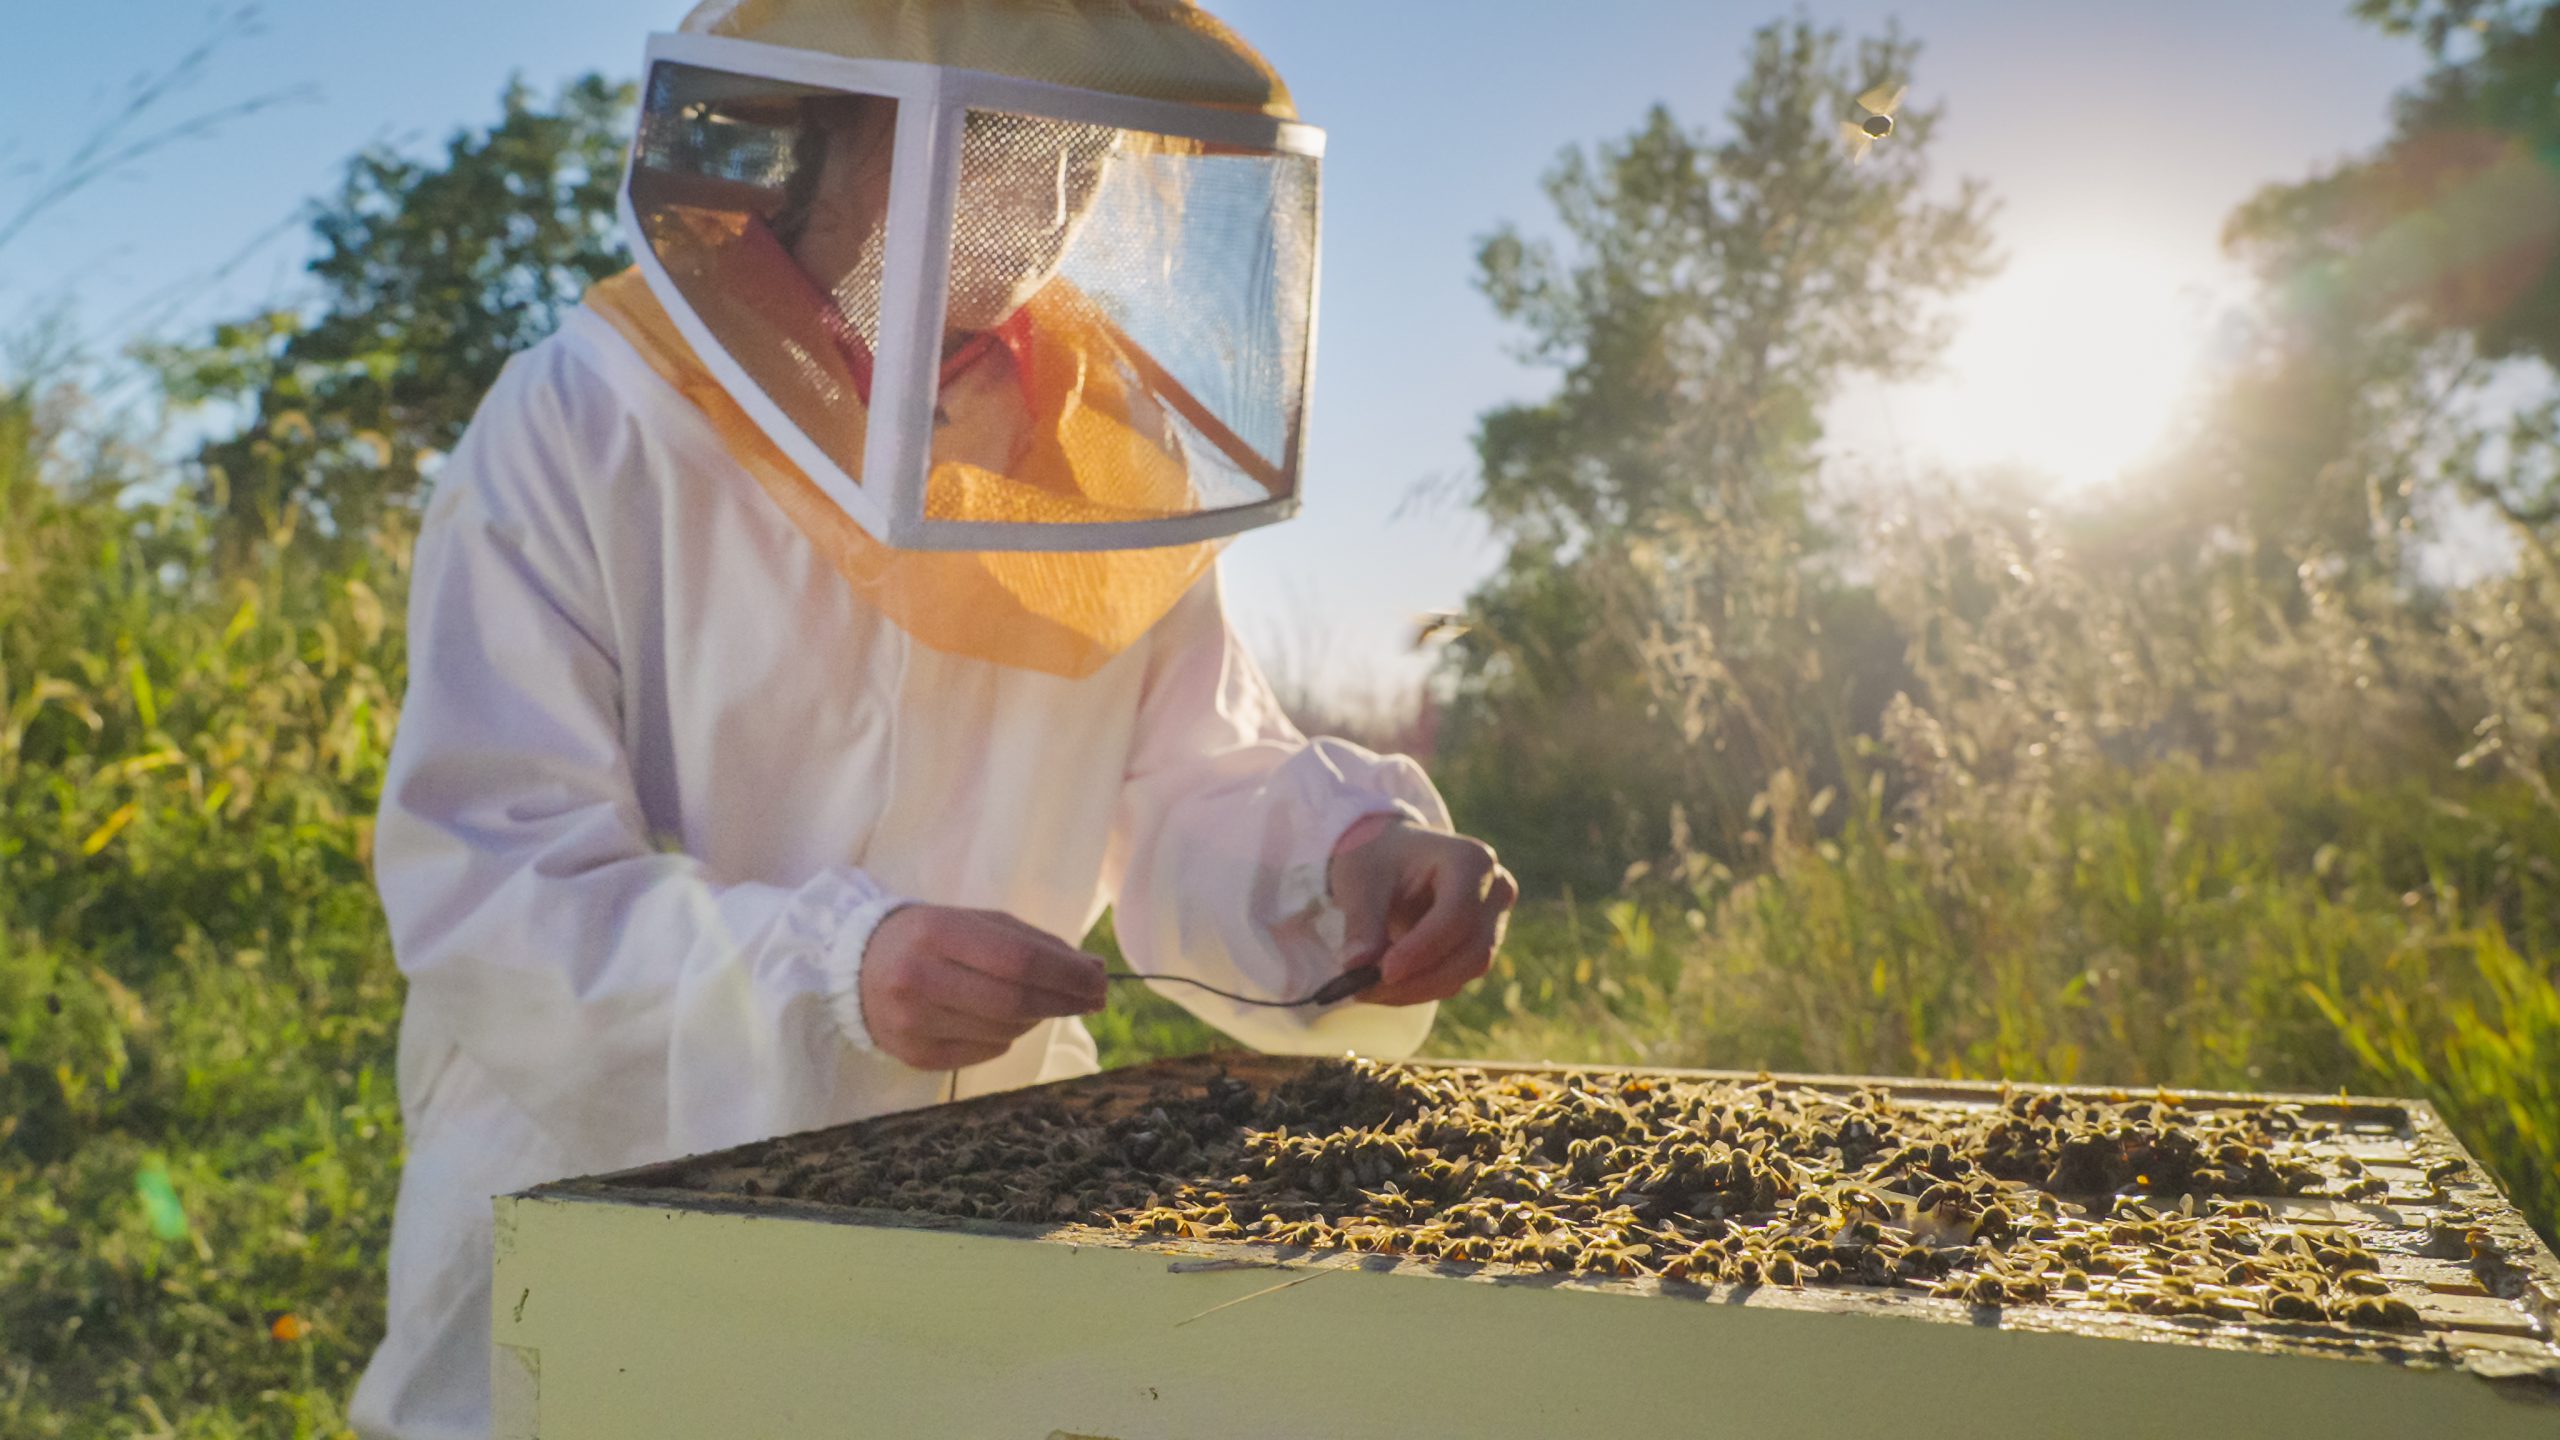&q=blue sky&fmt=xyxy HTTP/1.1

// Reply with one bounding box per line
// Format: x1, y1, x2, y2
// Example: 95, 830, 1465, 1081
4, 2, 2425, 697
